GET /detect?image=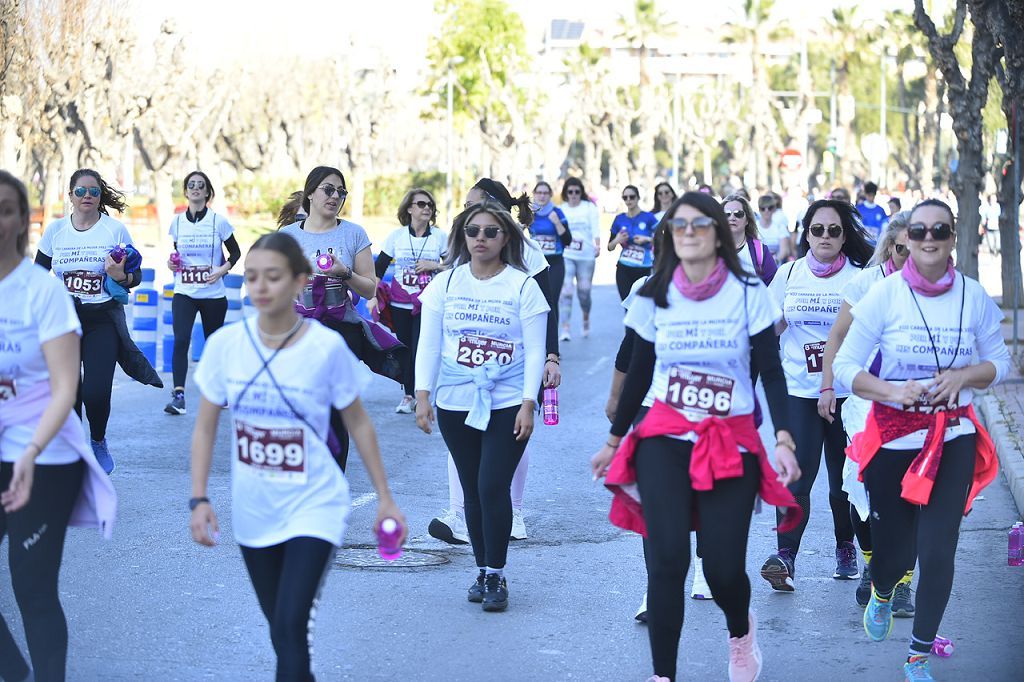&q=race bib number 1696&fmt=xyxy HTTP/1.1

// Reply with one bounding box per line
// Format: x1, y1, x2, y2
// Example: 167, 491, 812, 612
666, 367, 734, 417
